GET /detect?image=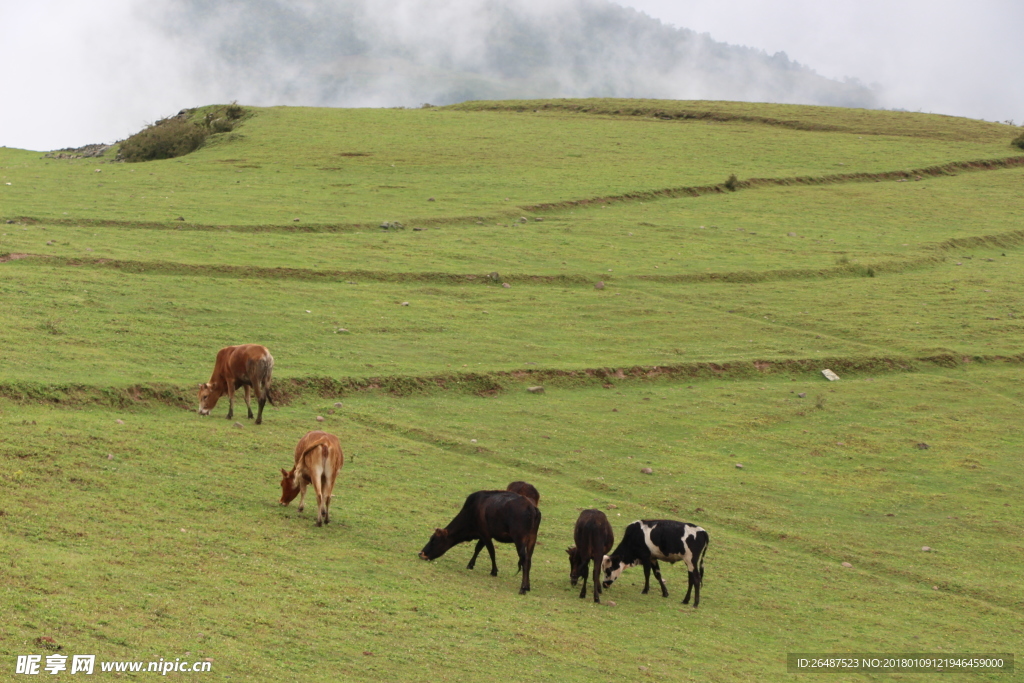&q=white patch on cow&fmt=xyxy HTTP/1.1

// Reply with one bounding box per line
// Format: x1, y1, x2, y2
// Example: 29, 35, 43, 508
602, 555, 640, 587
640, 521, 705, 572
